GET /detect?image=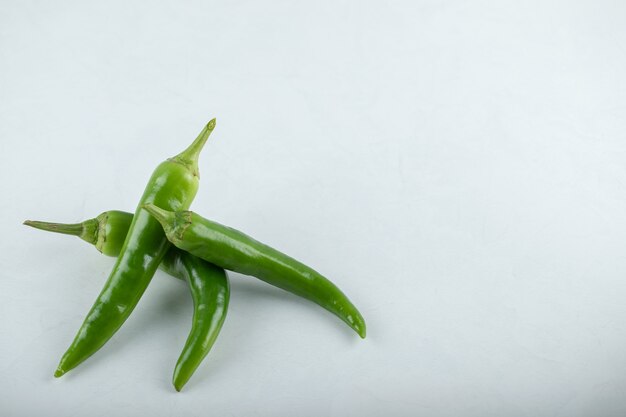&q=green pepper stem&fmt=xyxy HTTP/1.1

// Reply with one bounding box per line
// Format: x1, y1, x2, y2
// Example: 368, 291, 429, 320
24, 218, 99, 245
142, 204, 173, 226
169, 119, 216, 174
23, 220, 84, 236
